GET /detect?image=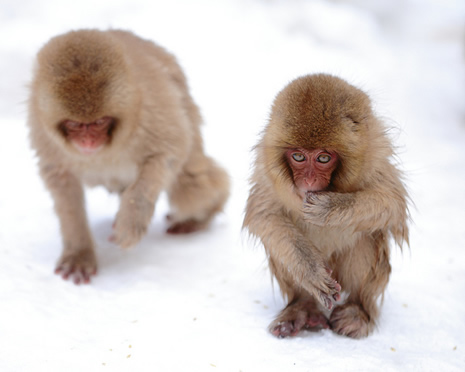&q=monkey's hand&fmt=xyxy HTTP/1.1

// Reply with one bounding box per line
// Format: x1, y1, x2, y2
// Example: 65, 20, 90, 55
302, 265, 341, 310
55, 247, 97, 284
290, 235, 342, 310
112, 189, 155, 249
303, 191, 354, 227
